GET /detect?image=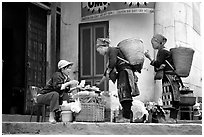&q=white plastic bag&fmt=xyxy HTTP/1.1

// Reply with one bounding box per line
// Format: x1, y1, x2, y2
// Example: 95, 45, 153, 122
131, 100, 149, 122
70, 98, 81, 113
